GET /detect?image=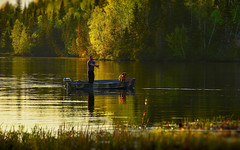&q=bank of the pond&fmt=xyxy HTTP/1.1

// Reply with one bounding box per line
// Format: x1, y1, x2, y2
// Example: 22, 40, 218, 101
2, 53, 240, 62
0, 127, 240, 150
0, 52, 14, 56
0, 119, 240, 150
